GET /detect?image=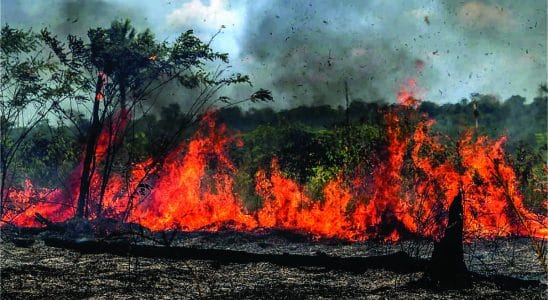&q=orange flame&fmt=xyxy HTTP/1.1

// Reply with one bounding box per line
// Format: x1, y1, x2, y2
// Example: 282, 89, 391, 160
397, 79, 422, 107
3, 87, 546, 242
